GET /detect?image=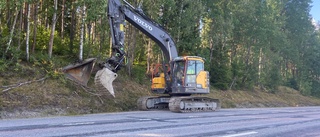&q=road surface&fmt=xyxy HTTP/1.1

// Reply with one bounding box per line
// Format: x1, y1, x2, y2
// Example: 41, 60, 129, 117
1, 106, 320, 137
